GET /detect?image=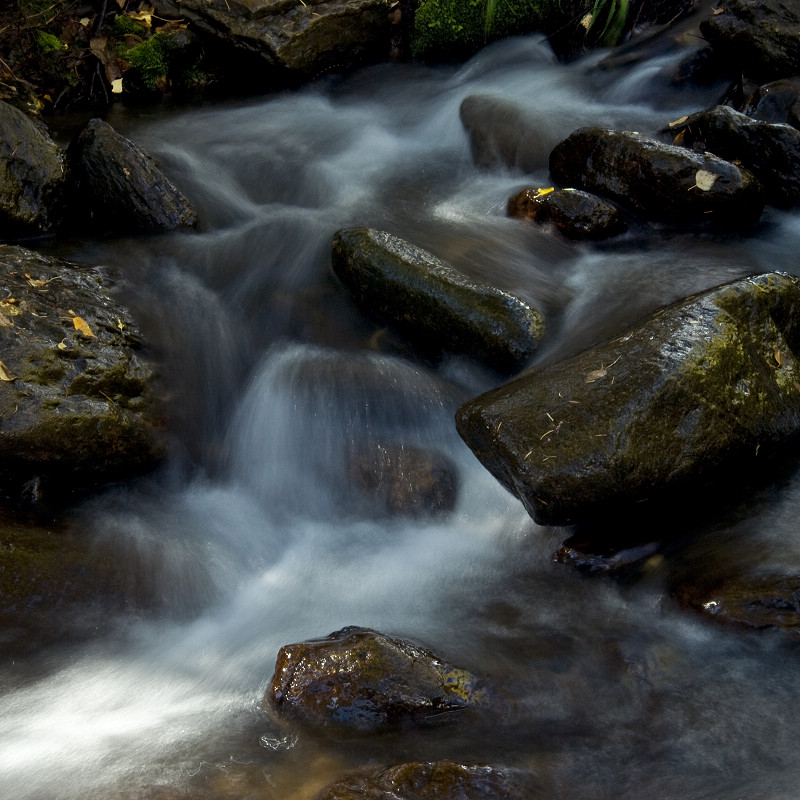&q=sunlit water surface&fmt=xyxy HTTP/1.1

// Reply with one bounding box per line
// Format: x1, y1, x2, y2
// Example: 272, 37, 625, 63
3, 32, 800, 800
